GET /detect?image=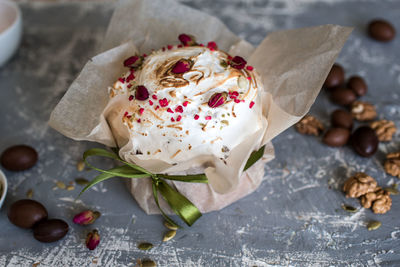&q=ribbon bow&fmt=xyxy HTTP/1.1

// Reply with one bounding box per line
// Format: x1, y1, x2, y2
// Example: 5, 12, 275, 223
79, 146, 265, 228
